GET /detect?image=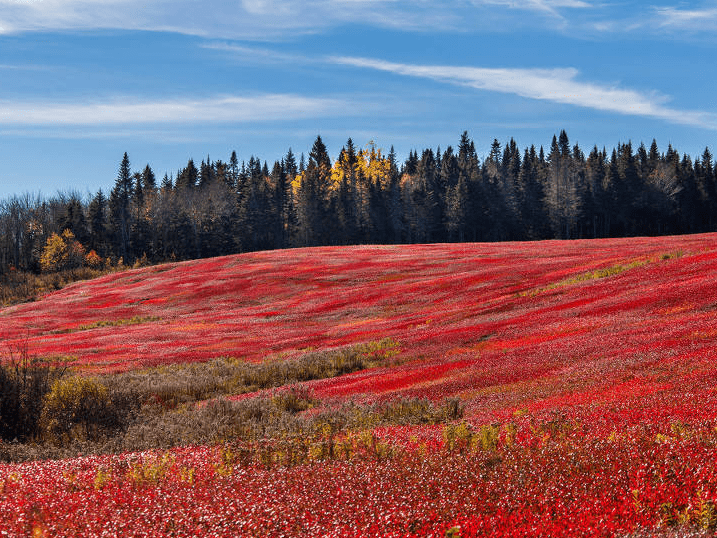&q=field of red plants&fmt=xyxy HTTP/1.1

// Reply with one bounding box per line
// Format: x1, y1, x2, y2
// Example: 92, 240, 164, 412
3, 233, 717, 536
